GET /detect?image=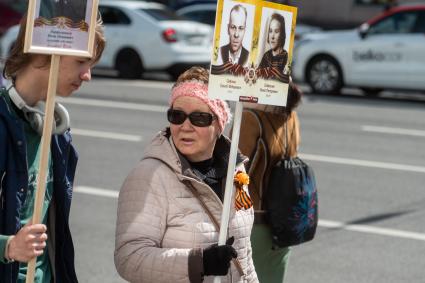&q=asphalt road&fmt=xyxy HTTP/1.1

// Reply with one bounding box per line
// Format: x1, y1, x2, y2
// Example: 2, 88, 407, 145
59, 77, 425, 283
